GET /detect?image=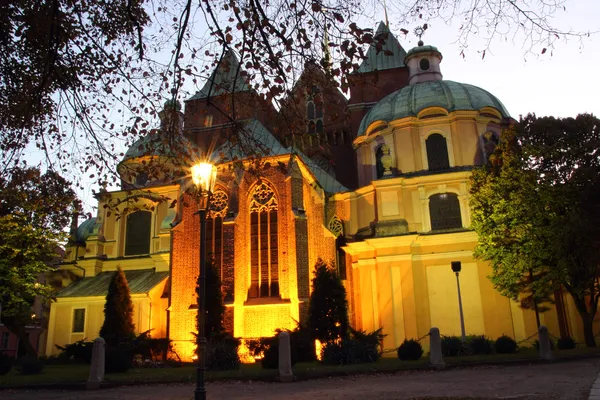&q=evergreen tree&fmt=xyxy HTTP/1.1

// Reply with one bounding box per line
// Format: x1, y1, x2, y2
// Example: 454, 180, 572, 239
307, 258, 349, 343
100, 267, 135, 345
198, 258, 225, 339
